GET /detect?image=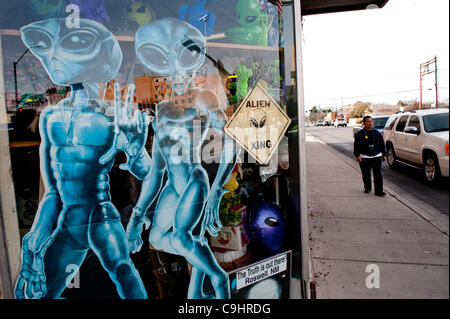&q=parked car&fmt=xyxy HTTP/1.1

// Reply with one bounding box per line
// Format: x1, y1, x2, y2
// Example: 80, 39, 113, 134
353, 115, 390, 138
316, 120, 324, 127
324, 120, 332, 126
383, 109, 449, 183
334, 118, 347, 127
